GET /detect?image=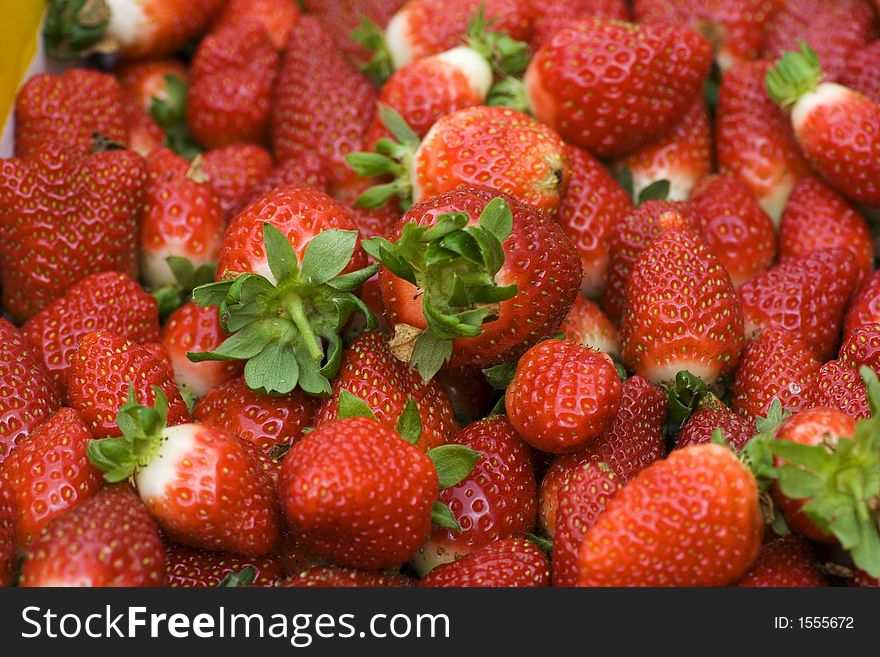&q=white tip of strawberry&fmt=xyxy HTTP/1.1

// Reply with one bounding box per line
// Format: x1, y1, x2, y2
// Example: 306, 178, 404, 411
385, 10, 415, 70
434, 47, 493, 101
134, 423, 200, 504
647, 359, 721, 387
106, 0, 152, 48
630, 169, 691, 203
759, 176, 797, 227
790, 82, 854, 135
